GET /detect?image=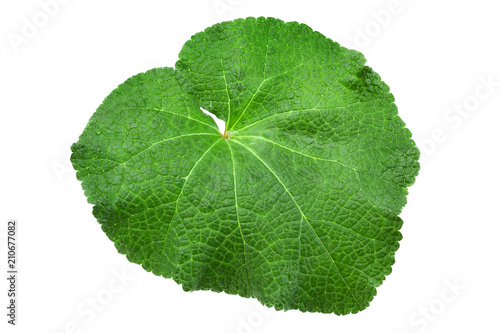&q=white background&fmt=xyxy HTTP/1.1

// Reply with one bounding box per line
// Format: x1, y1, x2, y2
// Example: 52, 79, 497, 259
1, 0, 499, 332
